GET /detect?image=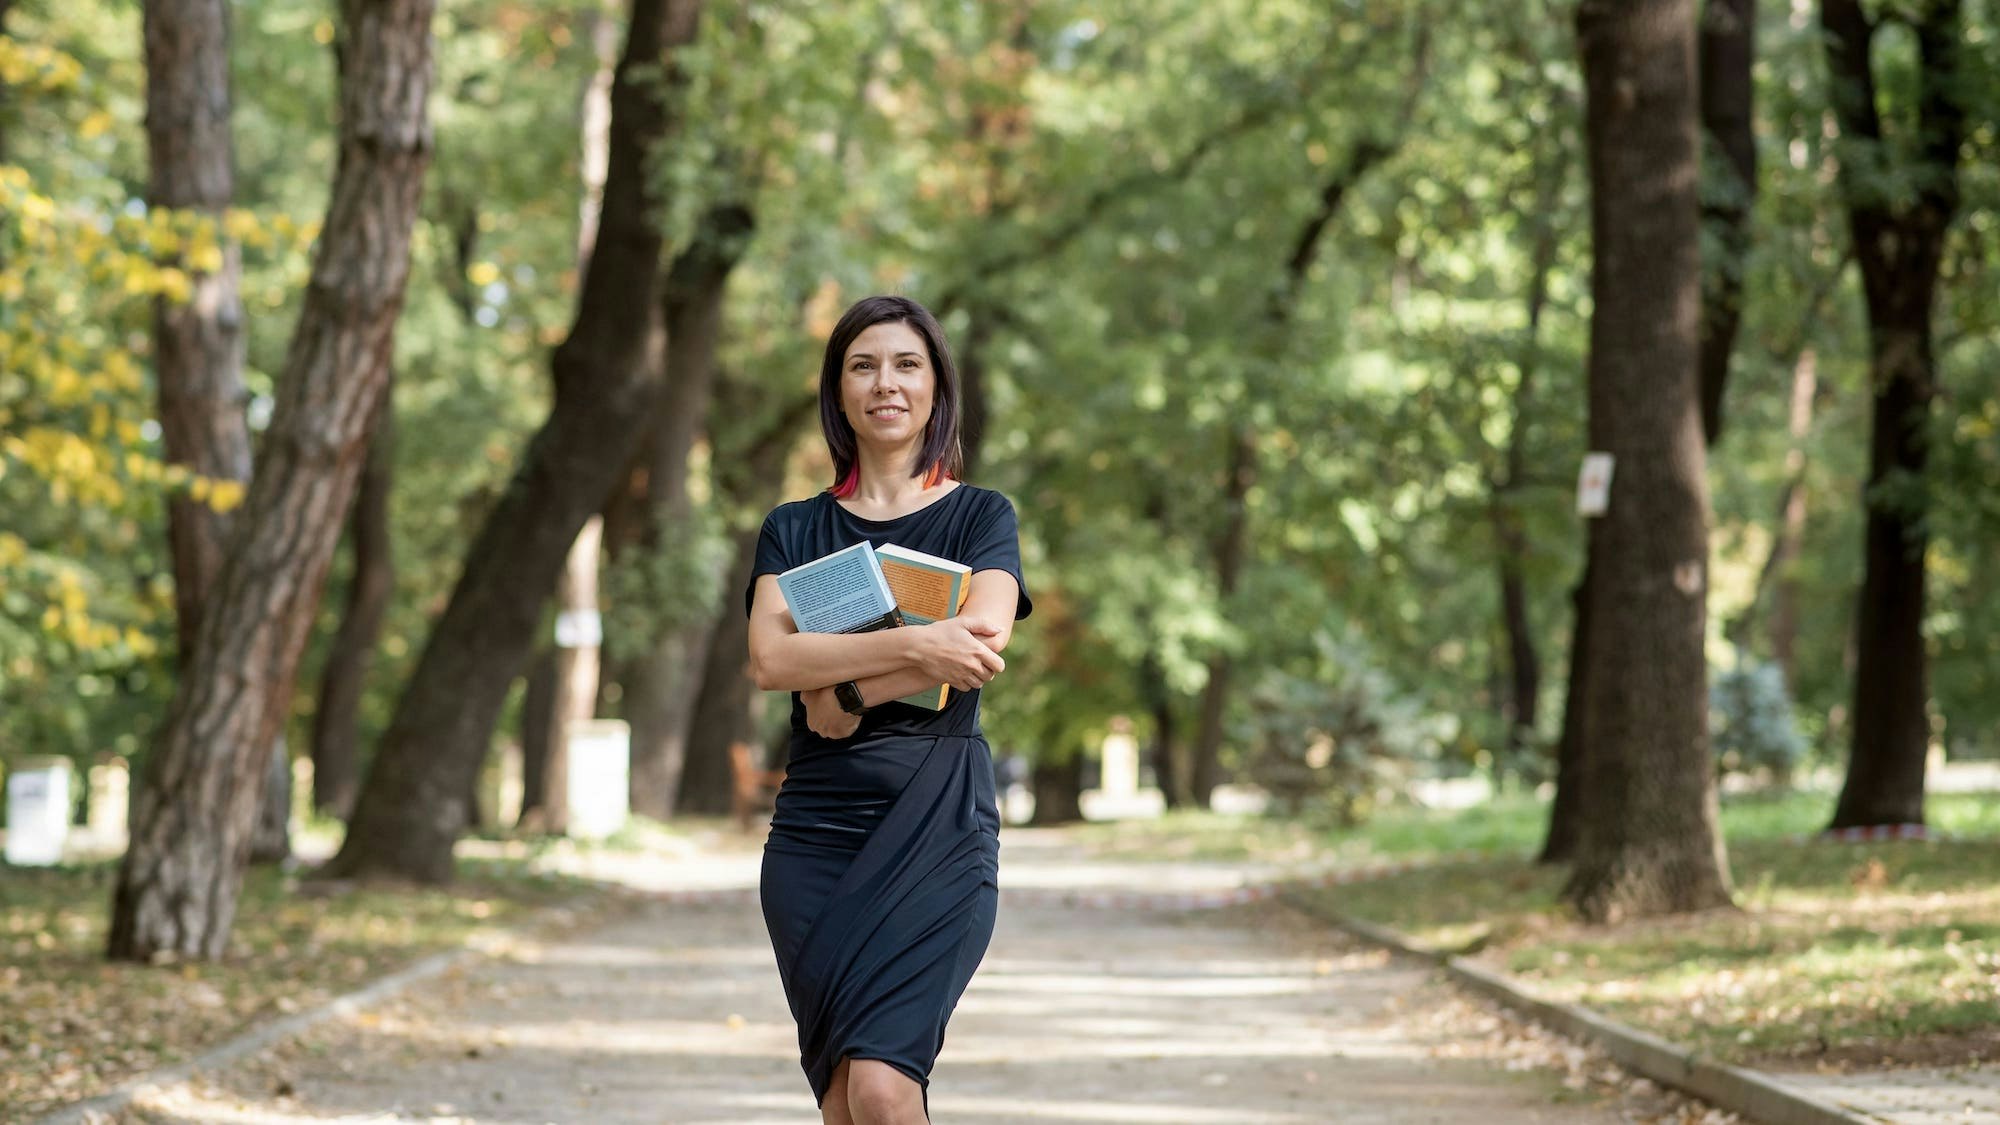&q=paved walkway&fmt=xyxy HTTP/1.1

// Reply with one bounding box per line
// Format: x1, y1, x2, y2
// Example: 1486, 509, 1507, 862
90, 829, 1740, 1124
